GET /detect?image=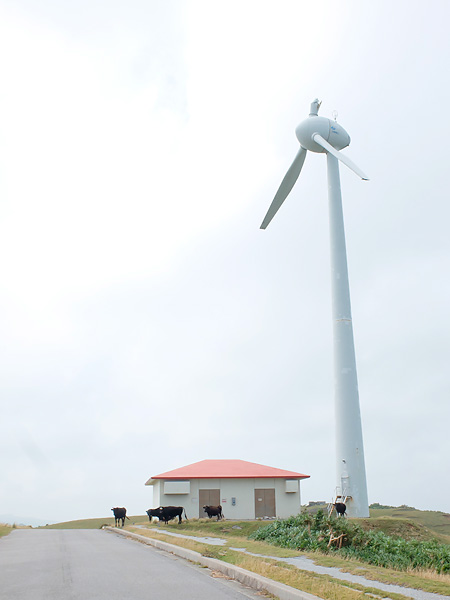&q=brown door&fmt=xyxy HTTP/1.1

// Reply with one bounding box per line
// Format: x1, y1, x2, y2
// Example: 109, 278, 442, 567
199, 489, 220, 517
254, 489, 276, 518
